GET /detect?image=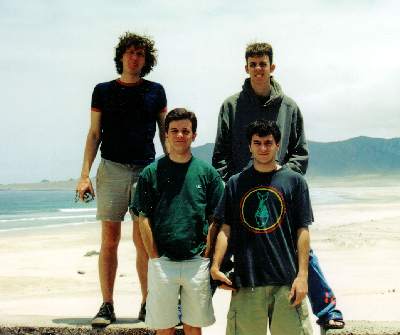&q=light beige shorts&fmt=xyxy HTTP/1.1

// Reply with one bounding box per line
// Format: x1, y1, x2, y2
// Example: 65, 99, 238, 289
226, 285, 312, 335
146, 256, 215, 330
96, 158, 144, 222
